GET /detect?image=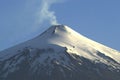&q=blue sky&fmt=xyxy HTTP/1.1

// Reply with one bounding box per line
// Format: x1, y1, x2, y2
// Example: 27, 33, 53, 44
0, 0, 120, 51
